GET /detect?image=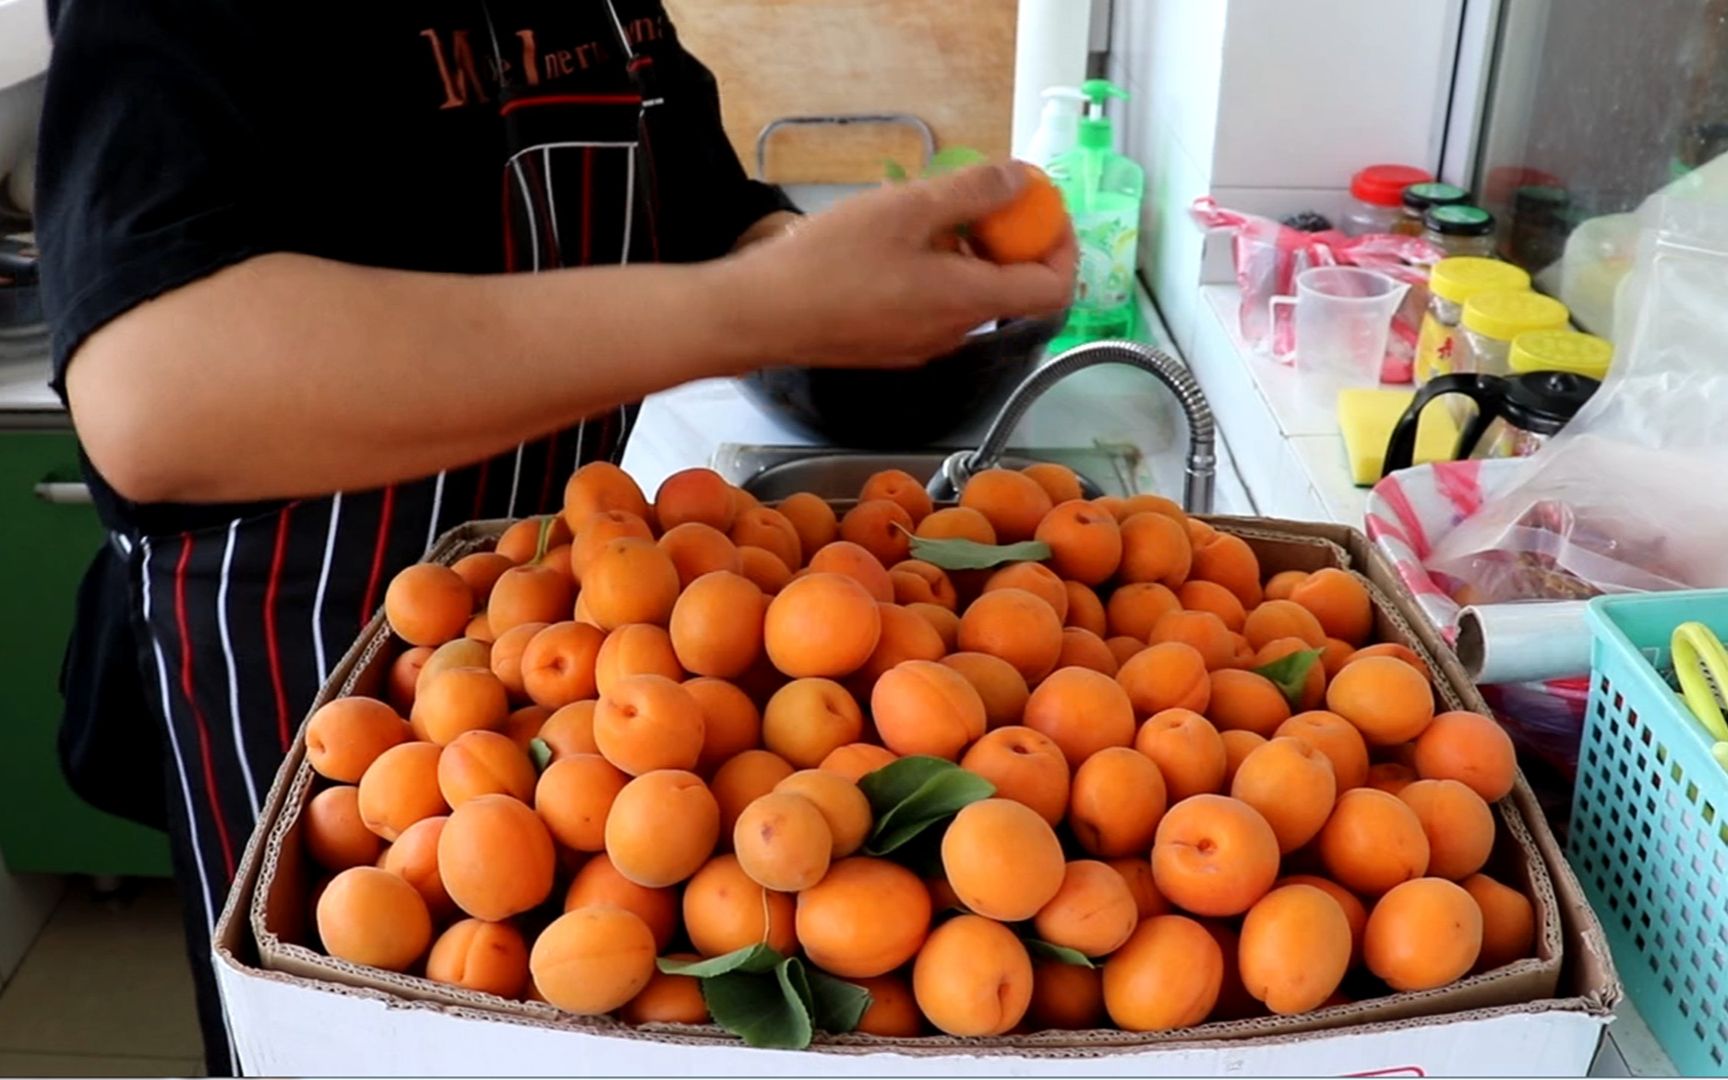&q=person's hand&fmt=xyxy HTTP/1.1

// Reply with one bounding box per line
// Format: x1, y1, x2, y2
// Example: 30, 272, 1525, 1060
719, 163, 1078, 370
